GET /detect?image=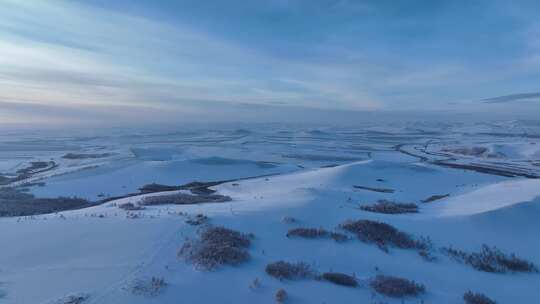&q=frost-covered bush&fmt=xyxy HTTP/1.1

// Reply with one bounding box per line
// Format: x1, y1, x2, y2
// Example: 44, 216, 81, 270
321, 272, 358, 287
359, 200, 418, 214
463, 291, 497, 304
265, 261, 313, 280
370, 275, 425, 298
179, 226, 252, 270
442, 245, 538, 273
340, 220, 428, 251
